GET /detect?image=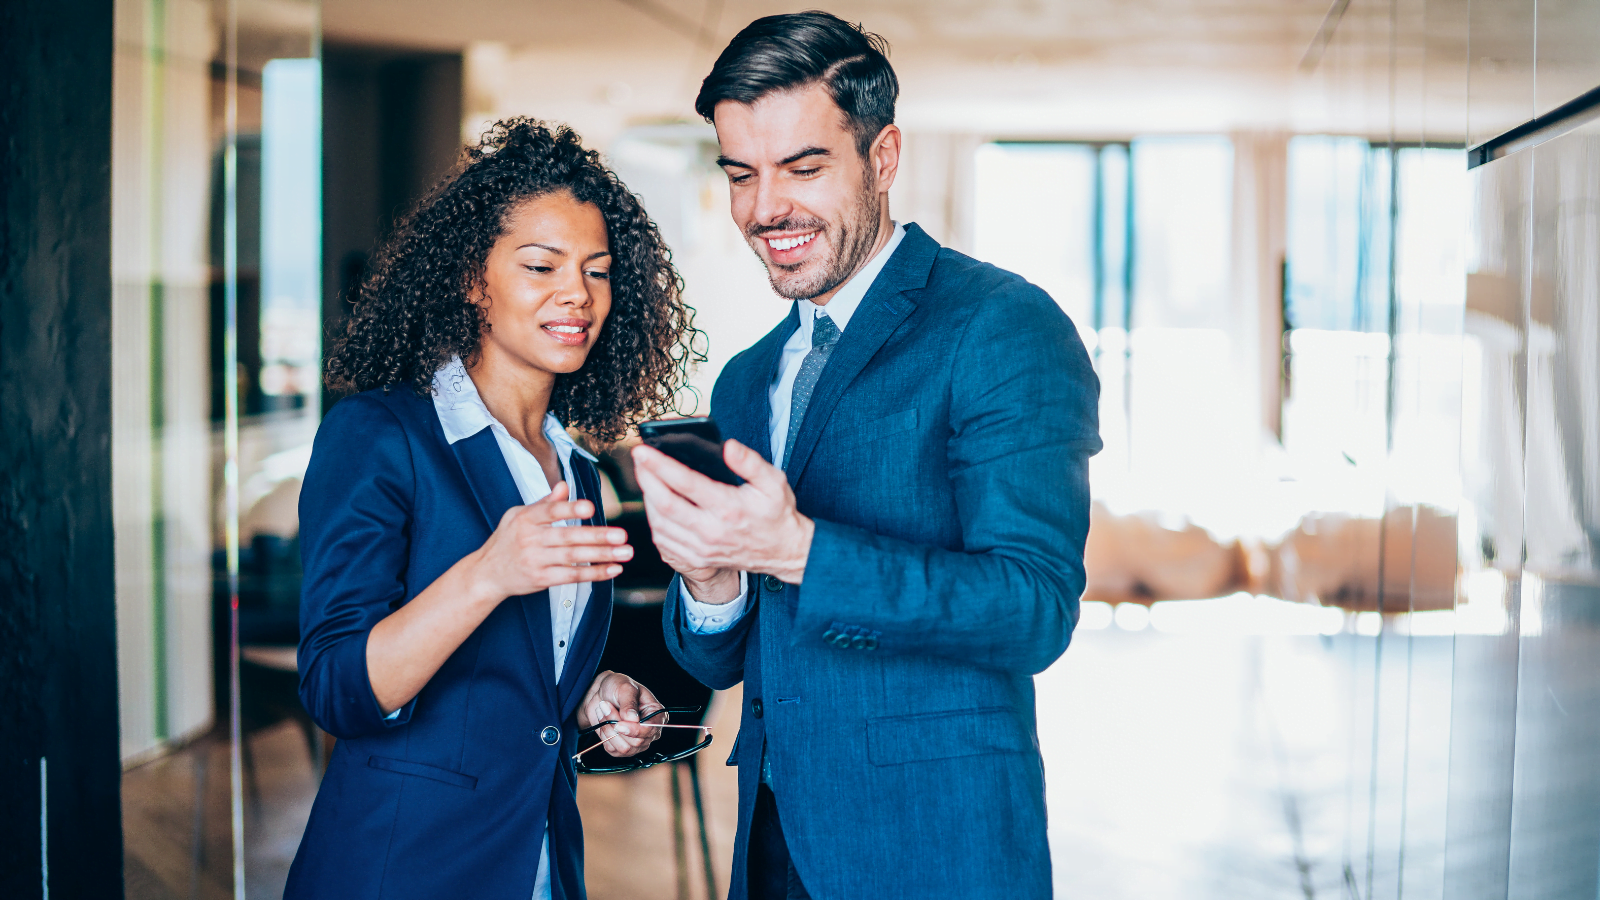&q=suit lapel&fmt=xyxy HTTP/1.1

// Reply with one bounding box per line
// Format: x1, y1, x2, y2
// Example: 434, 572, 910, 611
558, 457, 613, 717
722, 303, 799, 465
450, 427, 523, 530
784, 224, 938, 487
448, 427, 559, 709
